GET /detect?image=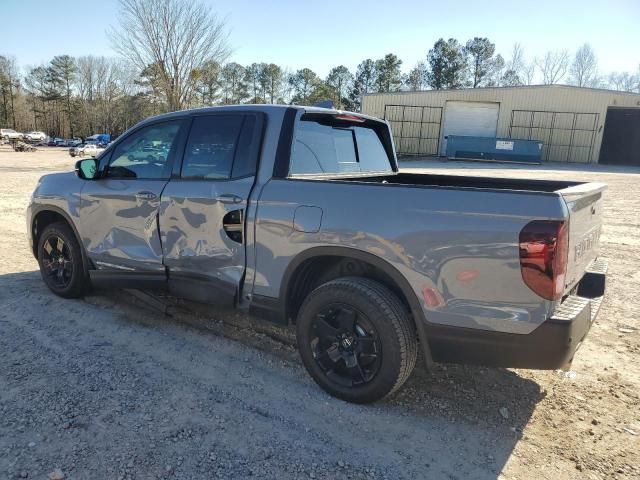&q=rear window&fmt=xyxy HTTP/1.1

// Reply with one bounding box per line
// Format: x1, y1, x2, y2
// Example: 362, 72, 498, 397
289, 115, 392, 175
